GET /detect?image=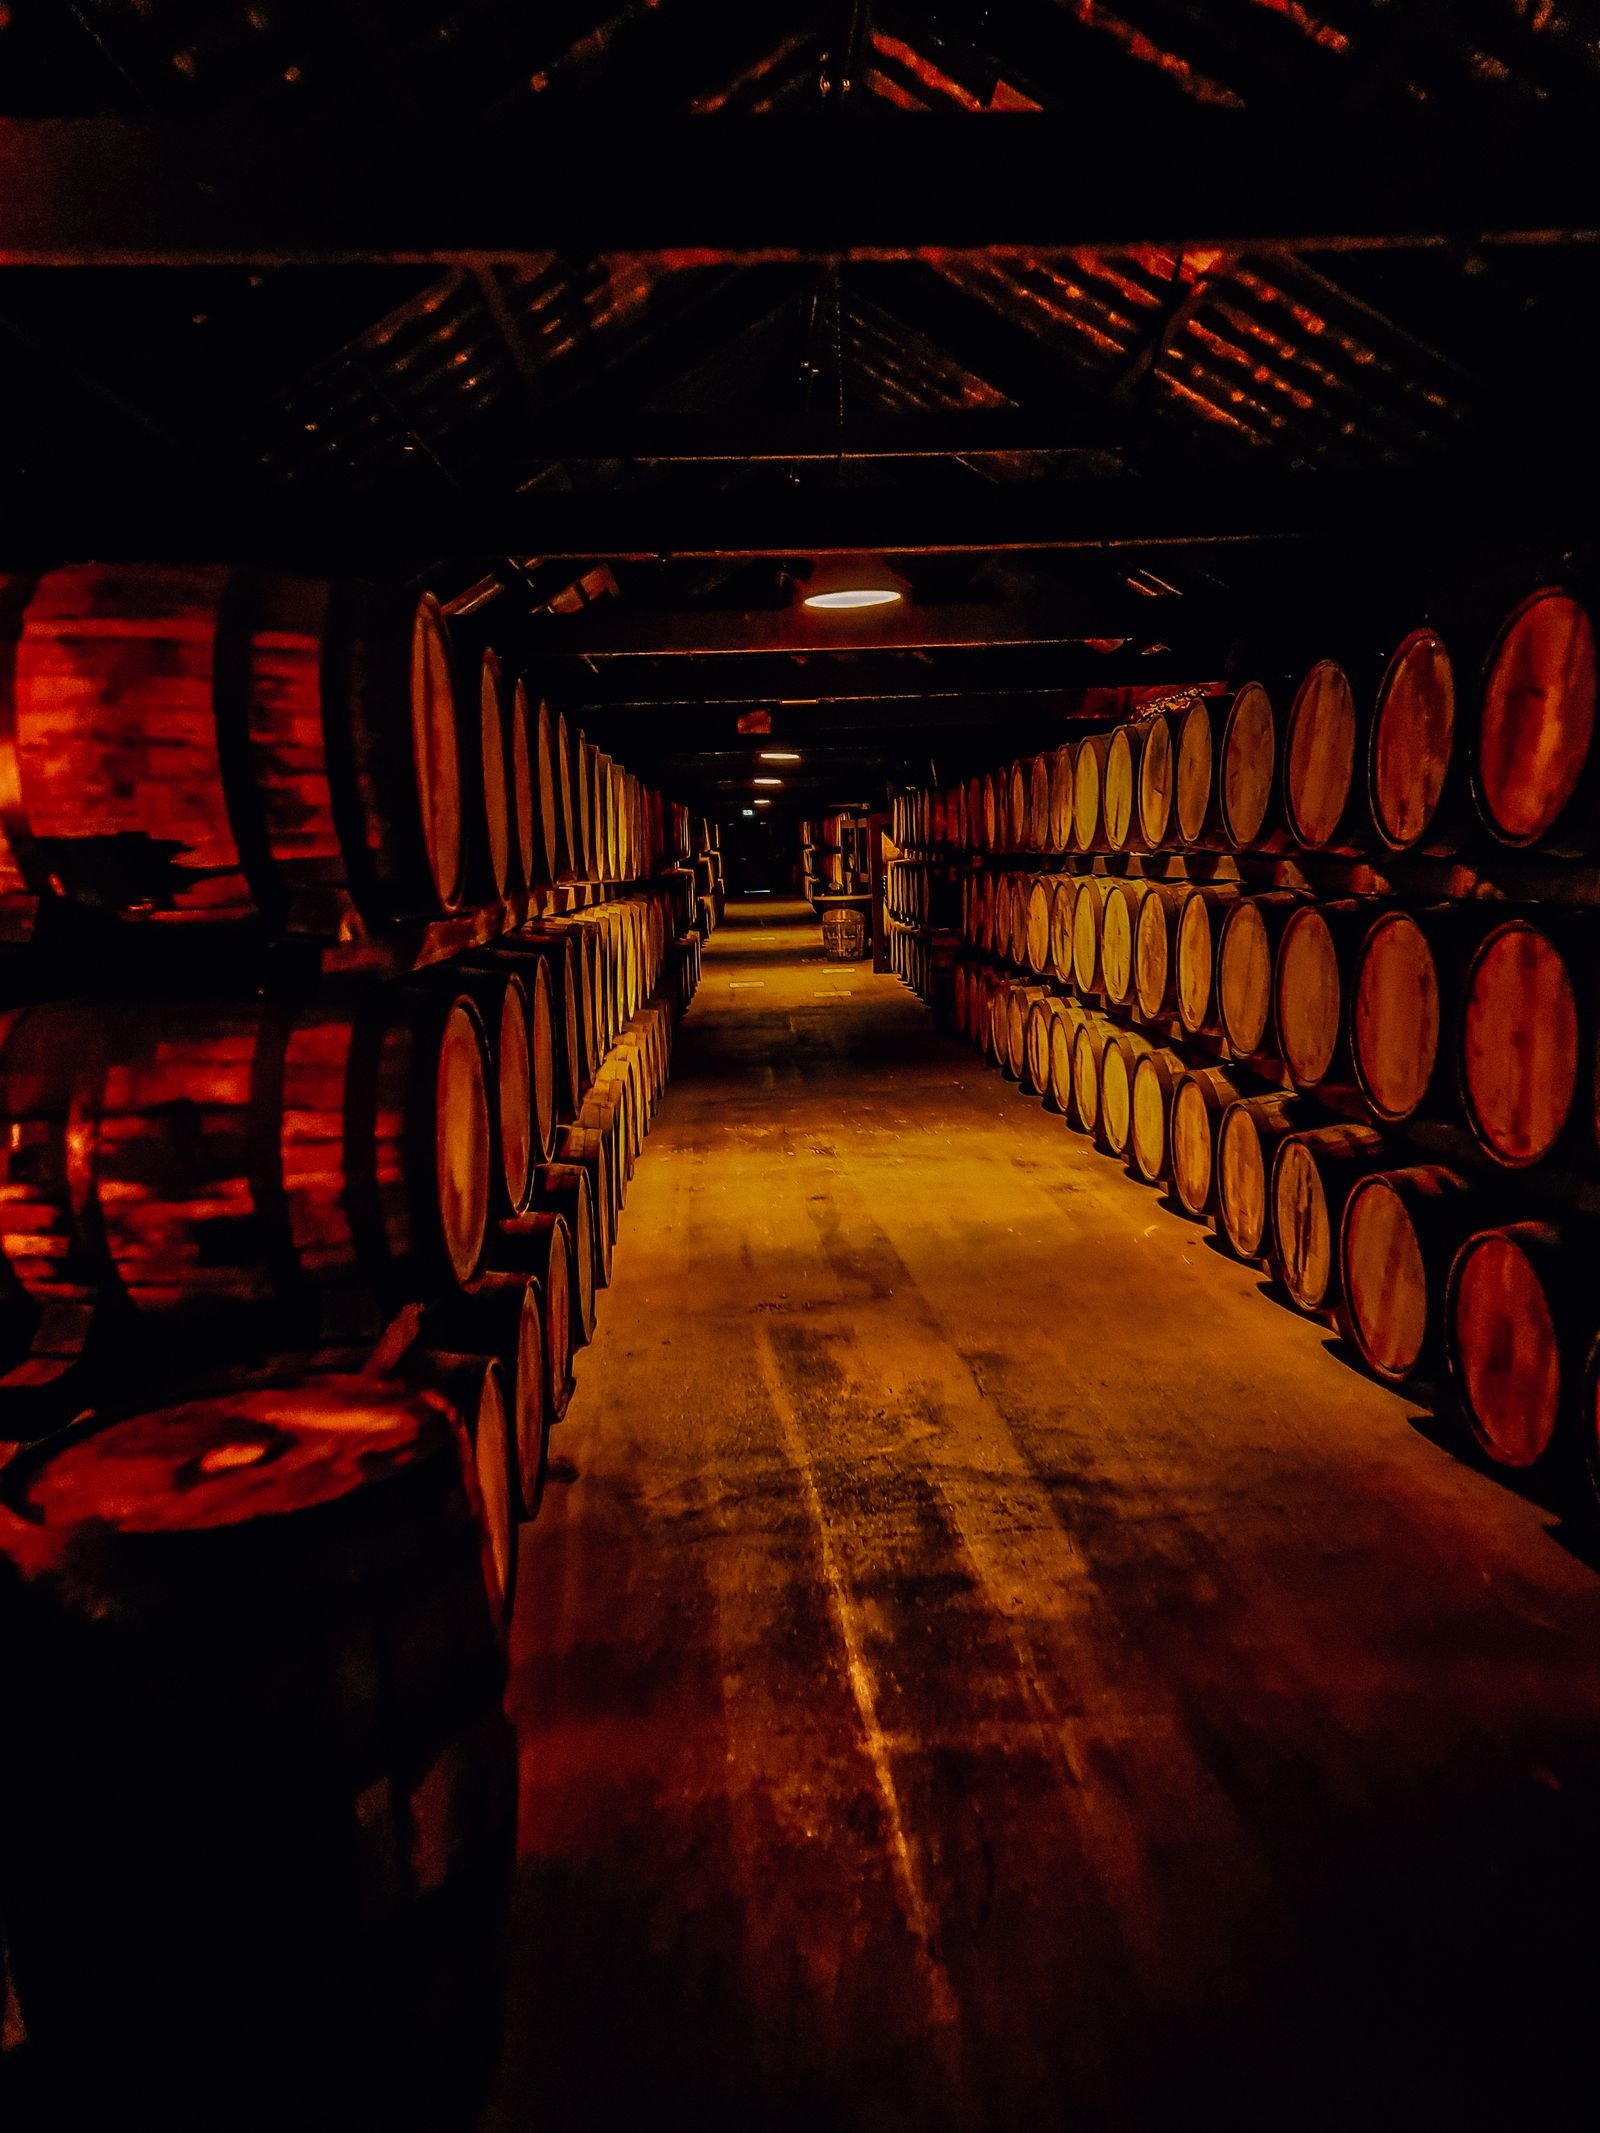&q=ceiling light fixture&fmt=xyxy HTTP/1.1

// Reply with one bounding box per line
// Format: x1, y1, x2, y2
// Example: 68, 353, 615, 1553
801, 553, 908, 611
759, 749, 802, 762
753, 797, 772, 808
752, 776, 783, 786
